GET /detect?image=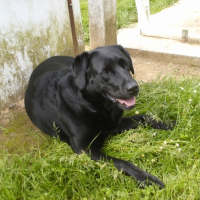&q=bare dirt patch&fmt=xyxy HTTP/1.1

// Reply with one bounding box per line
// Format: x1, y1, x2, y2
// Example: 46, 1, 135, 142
0, 100, 48, 153
132, 56, 200, 82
